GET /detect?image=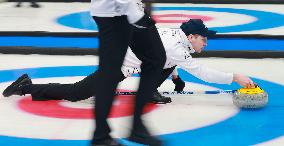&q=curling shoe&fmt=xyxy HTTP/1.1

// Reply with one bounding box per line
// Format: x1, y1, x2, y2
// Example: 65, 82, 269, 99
2, 74, 32, 97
